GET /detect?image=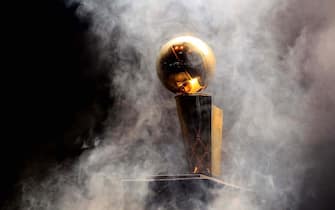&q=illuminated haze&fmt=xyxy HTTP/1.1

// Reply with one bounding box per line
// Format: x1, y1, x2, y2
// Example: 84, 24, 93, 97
21, 0, 335, 209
